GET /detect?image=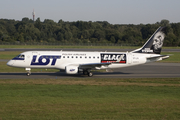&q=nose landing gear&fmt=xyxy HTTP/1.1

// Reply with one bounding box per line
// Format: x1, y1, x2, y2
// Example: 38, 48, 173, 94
27, 71, 31, 76
26, 68, 31, 76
